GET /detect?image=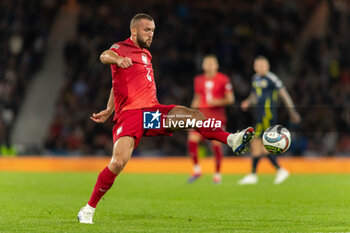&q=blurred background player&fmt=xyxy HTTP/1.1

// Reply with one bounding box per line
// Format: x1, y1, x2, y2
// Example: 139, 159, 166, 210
238, 56, 301, 185
187, 55, 234, 184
